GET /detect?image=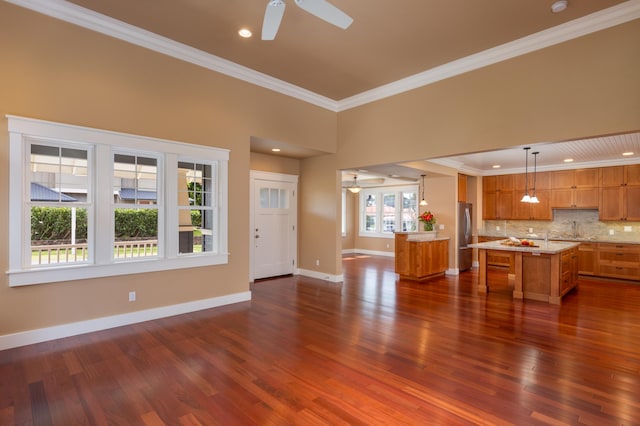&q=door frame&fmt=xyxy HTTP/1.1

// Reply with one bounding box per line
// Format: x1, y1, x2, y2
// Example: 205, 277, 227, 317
249, 170, 298, 282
